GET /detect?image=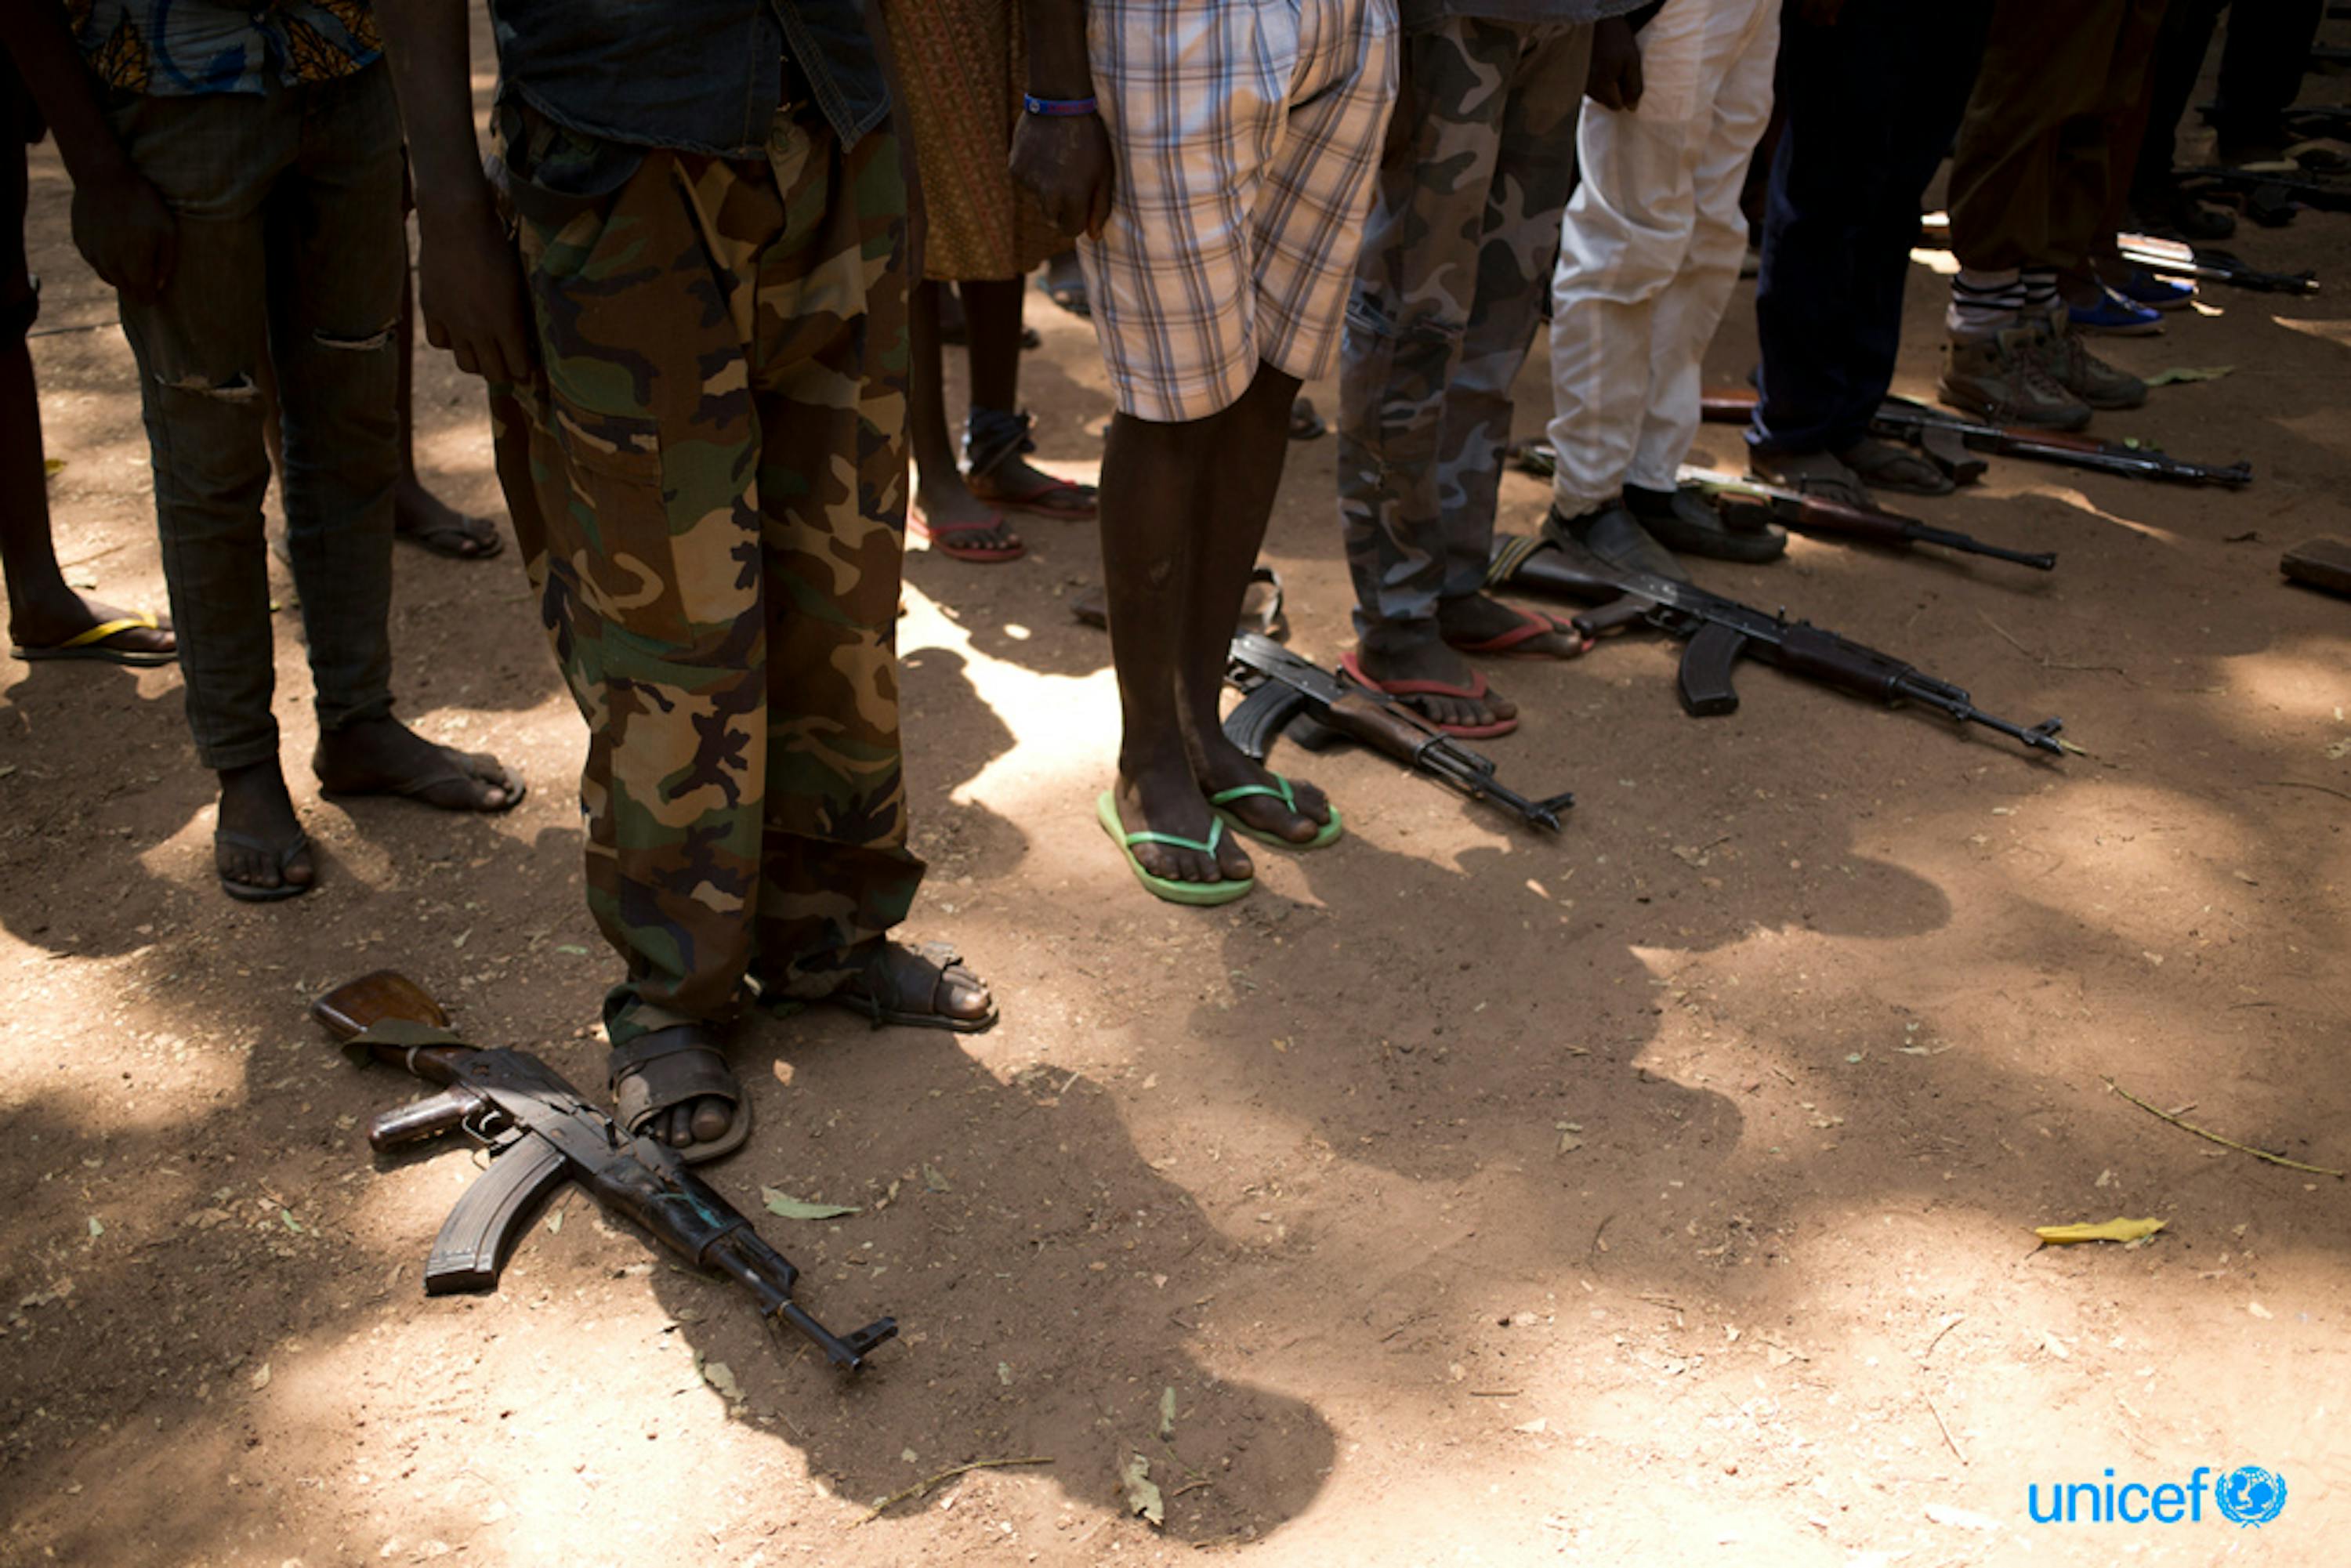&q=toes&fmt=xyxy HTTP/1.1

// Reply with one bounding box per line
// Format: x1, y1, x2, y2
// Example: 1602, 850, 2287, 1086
1215, 839, 1254, 882
939, 973, 993, 1020
220, 847, 272, 889
686, 1095, 734, 1145
282, 846, 316, 886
